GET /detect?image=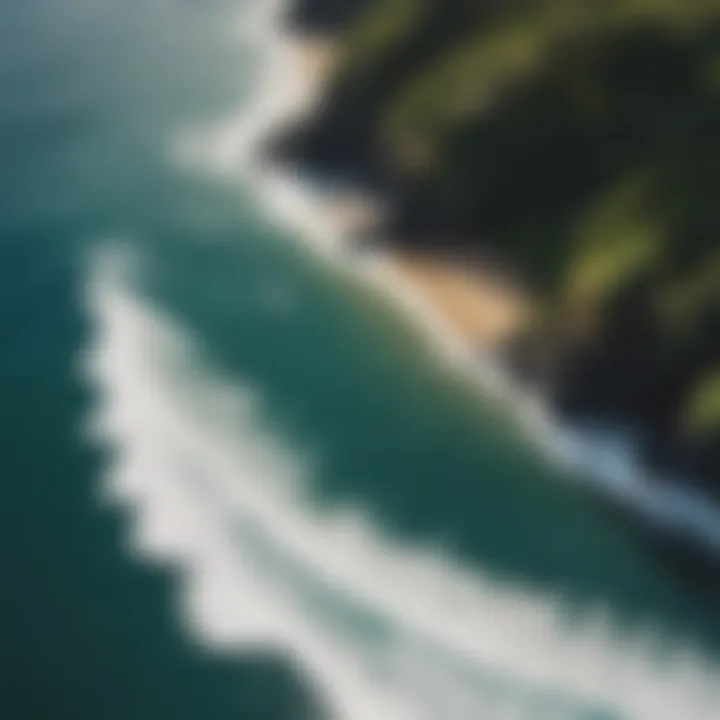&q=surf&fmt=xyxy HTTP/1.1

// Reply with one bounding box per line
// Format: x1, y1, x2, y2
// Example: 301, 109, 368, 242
81, 244, 720, 719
